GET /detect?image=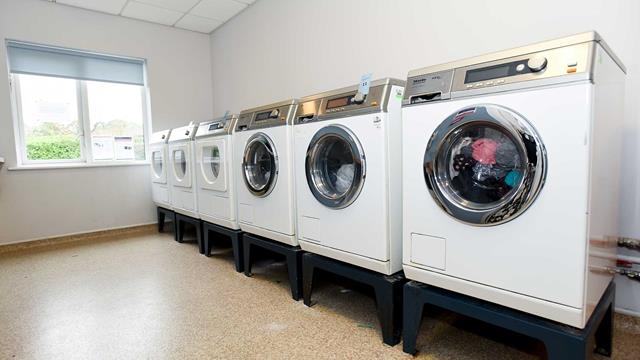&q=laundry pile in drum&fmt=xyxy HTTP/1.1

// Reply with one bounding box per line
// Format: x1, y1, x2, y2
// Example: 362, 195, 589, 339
449, 127, 523, 204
